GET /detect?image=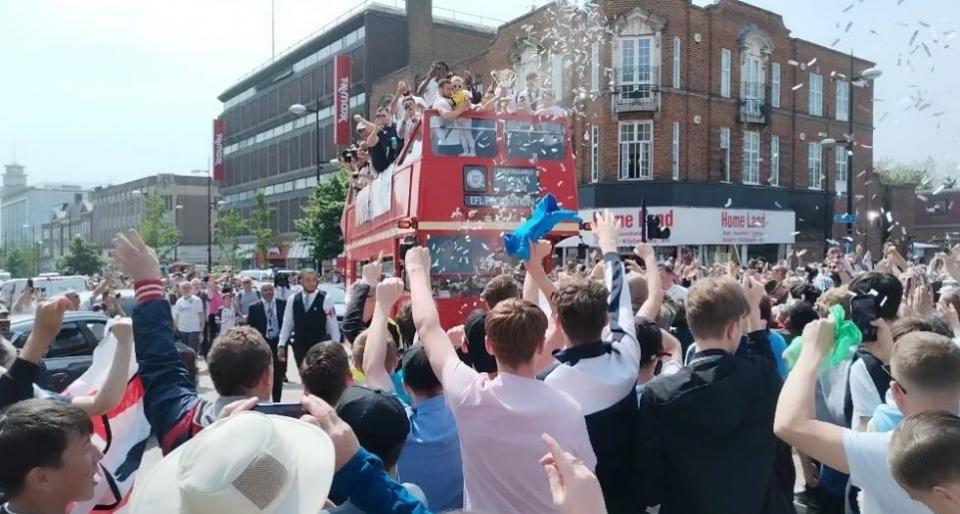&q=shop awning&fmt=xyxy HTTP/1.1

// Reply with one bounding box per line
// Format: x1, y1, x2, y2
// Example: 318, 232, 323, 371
287, 241, 313, 260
